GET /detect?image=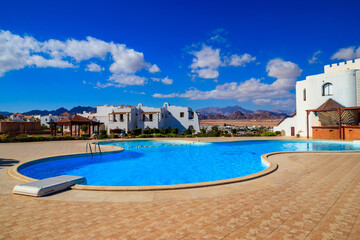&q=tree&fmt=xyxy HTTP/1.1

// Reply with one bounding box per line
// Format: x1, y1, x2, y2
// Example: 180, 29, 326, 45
81, 125, 89, 133
171, 128, 179, 134
0, 114, 4, 120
